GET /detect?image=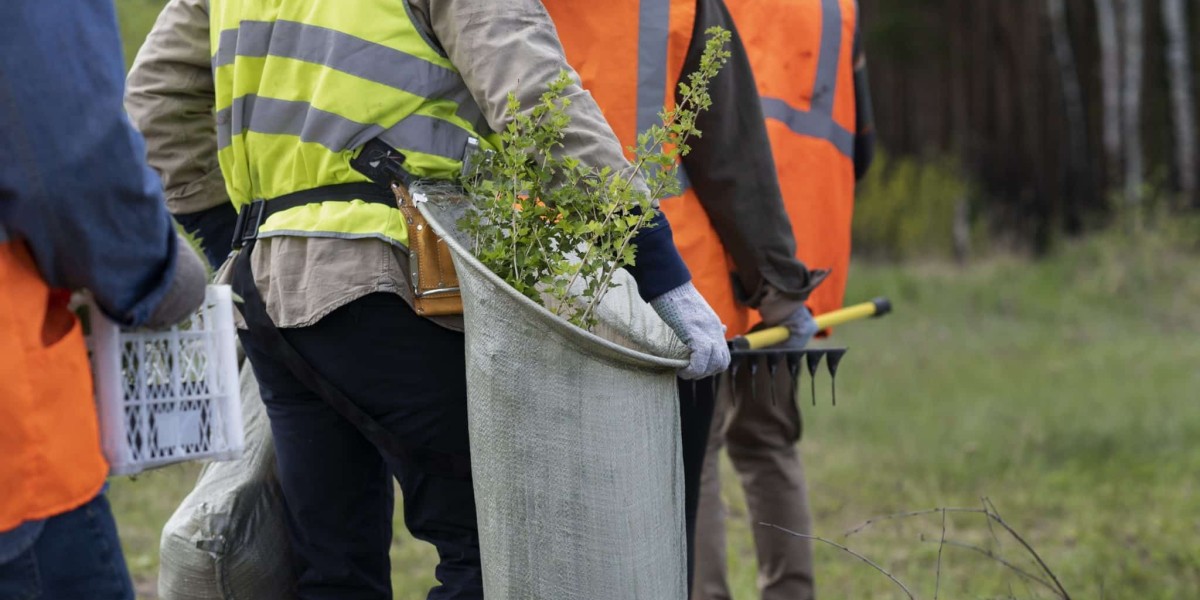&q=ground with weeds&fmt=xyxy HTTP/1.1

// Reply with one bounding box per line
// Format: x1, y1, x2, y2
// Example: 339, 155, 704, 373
108, 230, 1200, 599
